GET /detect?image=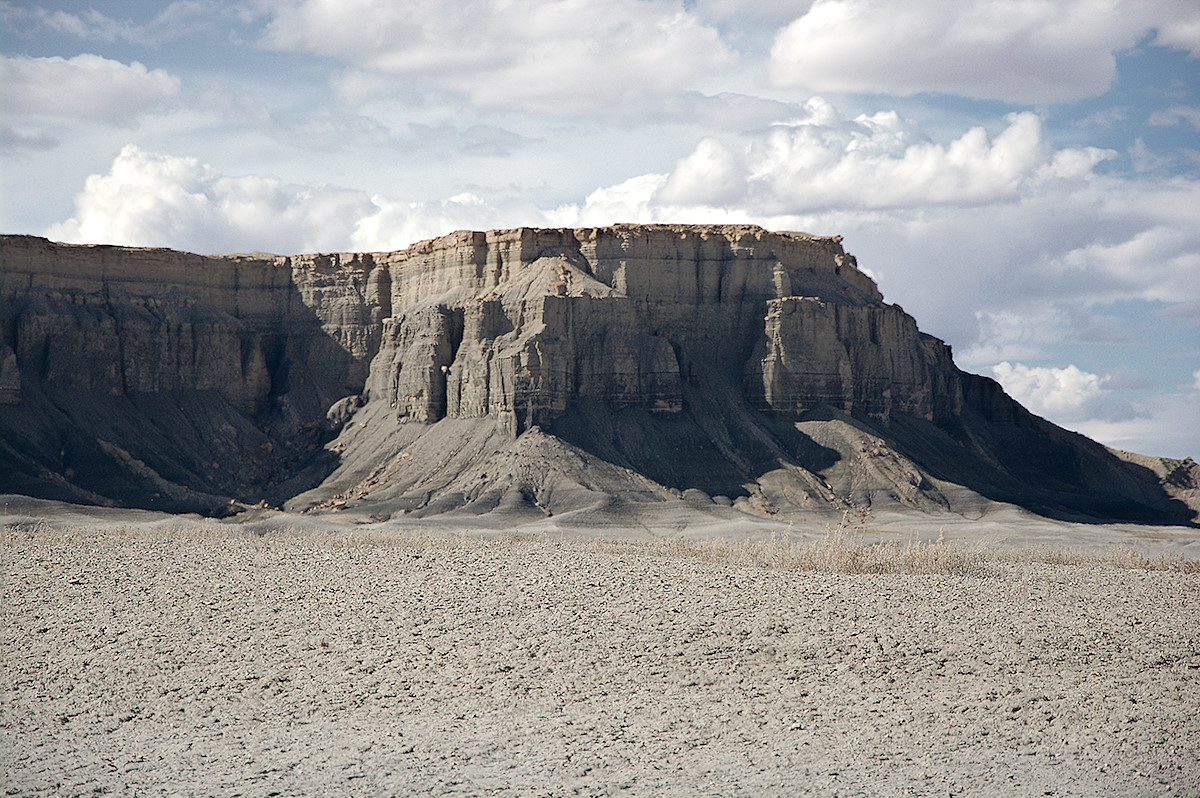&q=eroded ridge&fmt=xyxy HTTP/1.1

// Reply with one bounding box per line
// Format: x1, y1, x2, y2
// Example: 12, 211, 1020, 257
1, 226, 1196, 525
